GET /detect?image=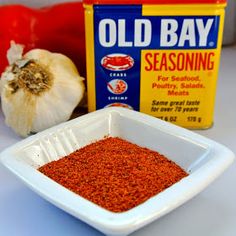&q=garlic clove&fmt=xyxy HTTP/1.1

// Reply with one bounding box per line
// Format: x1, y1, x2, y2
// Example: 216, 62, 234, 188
7, 41, 24, 65
1, 88, 36, 137
32, 75, 84, 133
